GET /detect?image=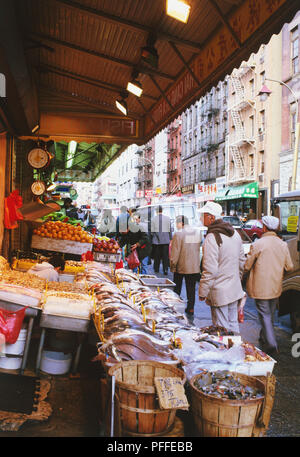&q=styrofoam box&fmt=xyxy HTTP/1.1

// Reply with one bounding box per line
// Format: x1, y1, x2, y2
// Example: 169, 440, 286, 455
59, 273, 75, 283
232, 357, 276, 377
31, 235, 92, 255
209, 335, 242, 345
93, 251, 121, 263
